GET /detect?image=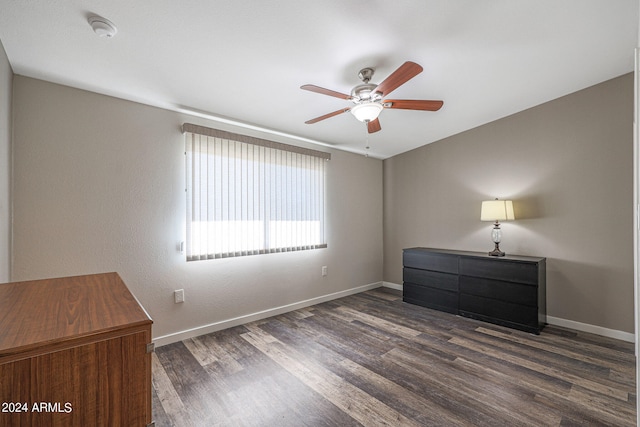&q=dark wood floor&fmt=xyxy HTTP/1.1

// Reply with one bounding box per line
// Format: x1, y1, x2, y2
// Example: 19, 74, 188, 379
151, 288, 636, 426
